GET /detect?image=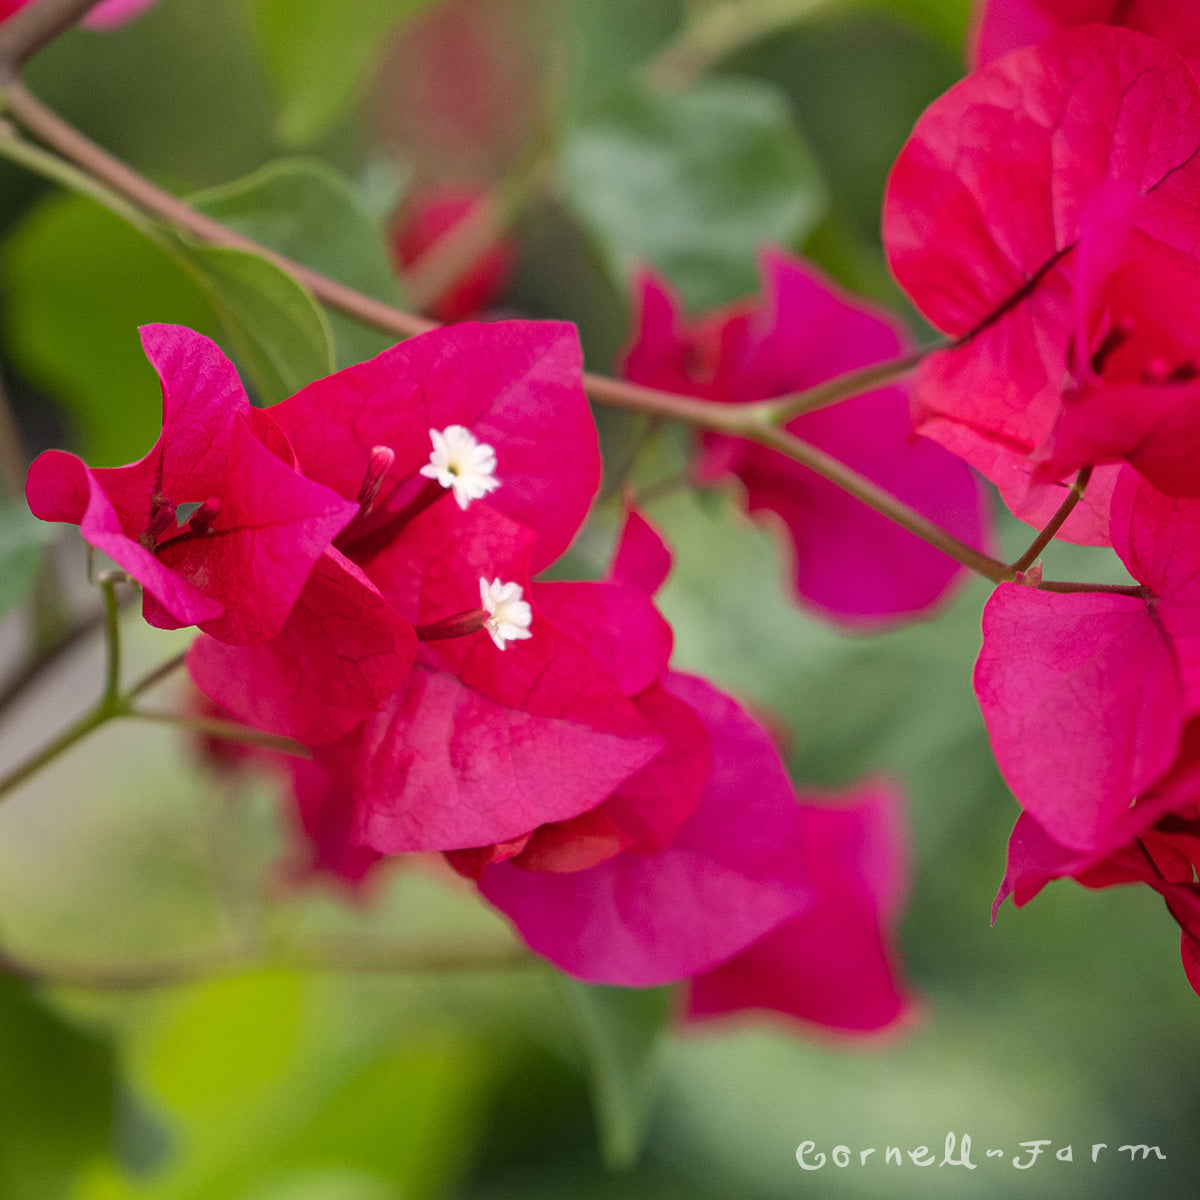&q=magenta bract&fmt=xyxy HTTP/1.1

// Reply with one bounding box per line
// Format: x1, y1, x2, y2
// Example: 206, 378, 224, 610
186, 550, 418, 745
971, 0, 1200, 78
26, 325, 357, 644
976, 583, 1184, 853
458, 513, 912, 1031
621, 249, 987, 625
885, 25, 1200, 541
687, 778, 911, 1033
267, 320, 599, 574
